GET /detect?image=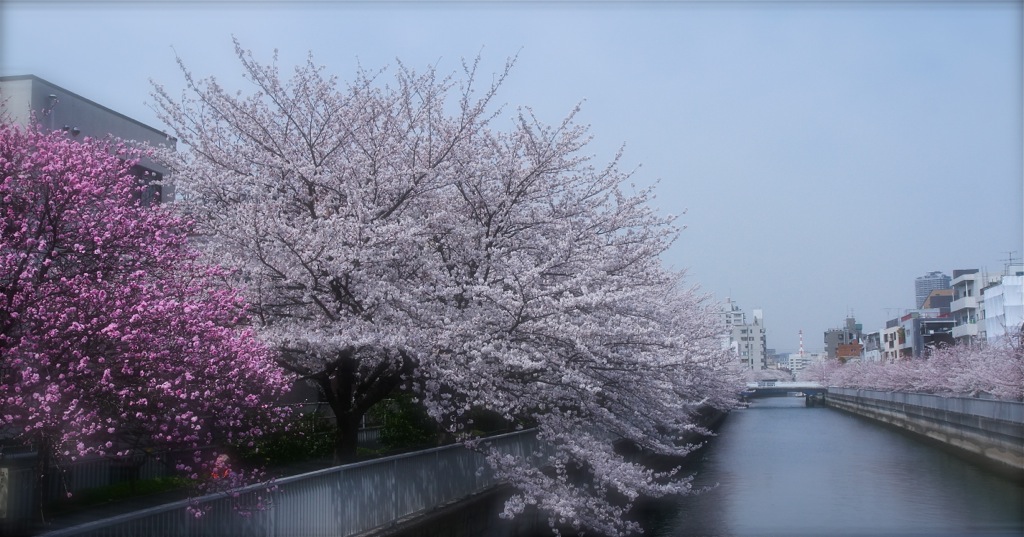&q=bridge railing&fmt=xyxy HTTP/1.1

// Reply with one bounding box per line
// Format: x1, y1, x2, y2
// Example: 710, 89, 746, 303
34, 429, 541, 537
